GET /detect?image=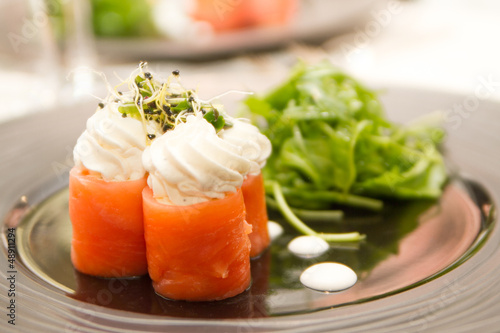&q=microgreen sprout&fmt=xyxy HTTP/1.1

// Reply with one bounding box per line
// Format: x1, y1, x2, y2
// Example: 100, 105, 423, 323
100, 62, 231, 142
